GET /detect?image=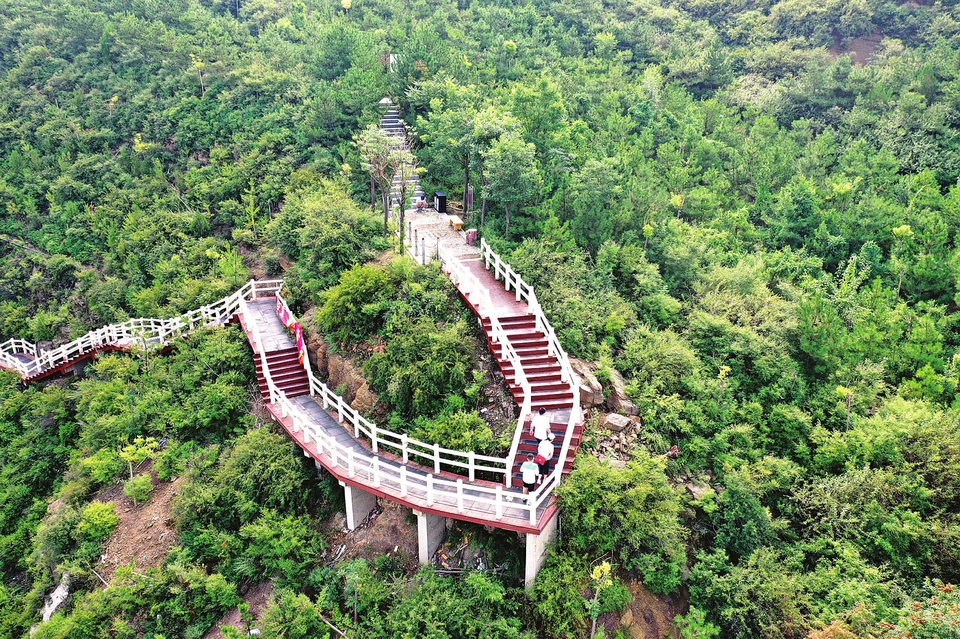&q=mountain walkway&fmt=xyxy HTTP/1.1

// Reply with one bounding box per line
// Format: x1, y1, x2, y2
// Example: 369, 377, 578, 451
0, 103, 583, 587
